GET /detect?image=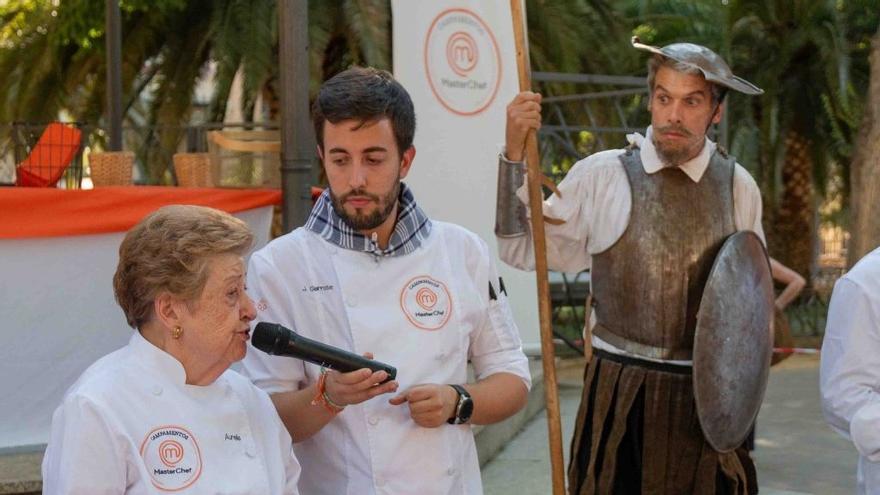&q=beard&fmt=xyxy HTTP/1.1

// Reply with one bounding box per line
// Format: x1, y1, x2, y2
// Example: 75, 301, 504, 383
330, 179, 401, 231
652, 124, 699, 167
